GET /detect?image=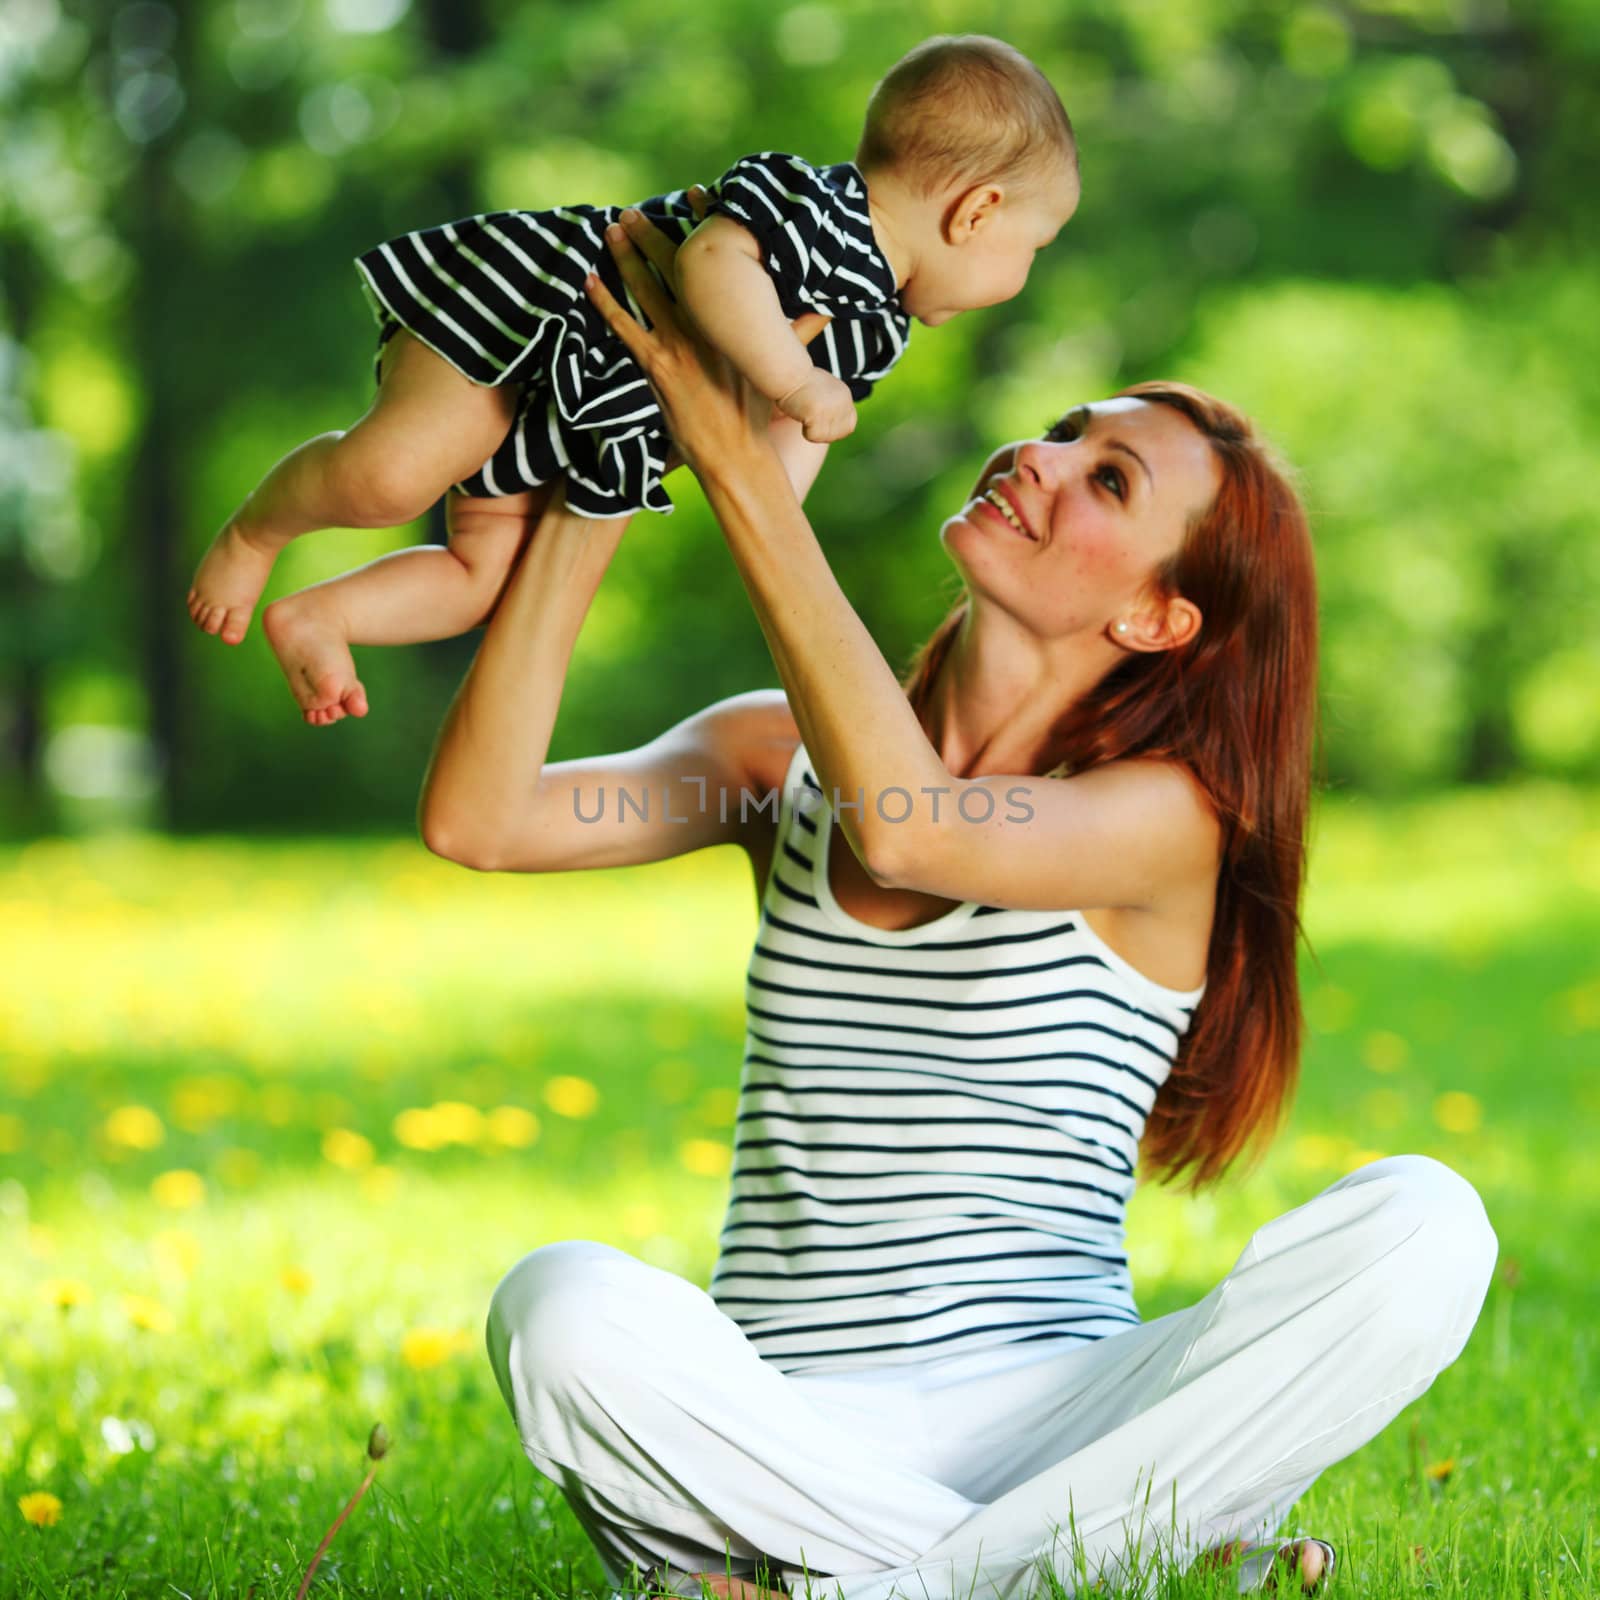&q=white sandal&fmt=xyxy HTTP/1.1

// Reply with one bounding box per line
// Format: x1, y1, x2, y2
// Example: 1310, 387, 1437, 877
1228, 1536, 1337, 1593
